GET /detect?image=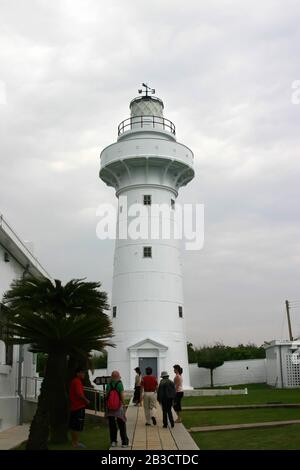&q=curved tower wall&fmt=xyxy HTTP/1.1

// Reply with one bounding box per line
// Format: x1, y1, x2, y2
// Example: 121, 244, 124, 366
100, 94, 194, 389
